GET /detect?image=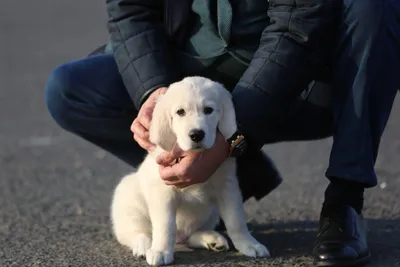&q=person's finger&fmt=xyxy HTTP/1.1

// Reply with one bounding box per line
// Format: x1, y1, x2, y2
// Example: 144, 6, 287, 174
139, 111, 152, 130
158, 166, 180, 182
131, 121, 149, 139
159, 165, 183, 181
161, 175, 180, 183
156, 152, 177, 166
171, 182, 191, 189
156, 145, 184, 165
134, 135, 155, 151
130, 119, 138, 133
164, 179, 190, 187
